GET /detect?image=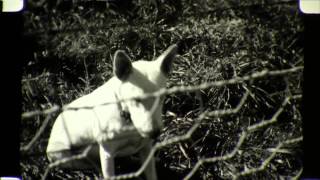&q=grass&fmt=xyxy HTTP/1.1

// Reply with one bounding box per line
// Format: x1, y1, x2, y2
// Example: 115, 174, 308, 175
21, 0, 303, 179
